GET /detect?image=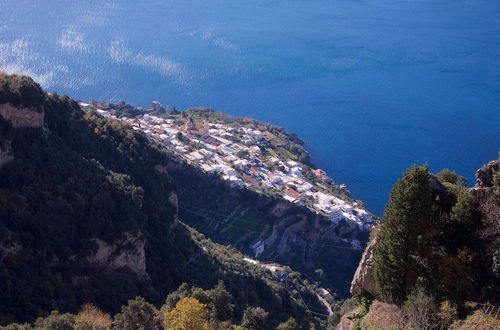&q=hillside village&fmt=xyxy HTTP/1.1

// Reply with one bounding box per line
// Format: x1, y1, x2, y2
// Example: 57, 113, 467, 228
81, 102, 375, 237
